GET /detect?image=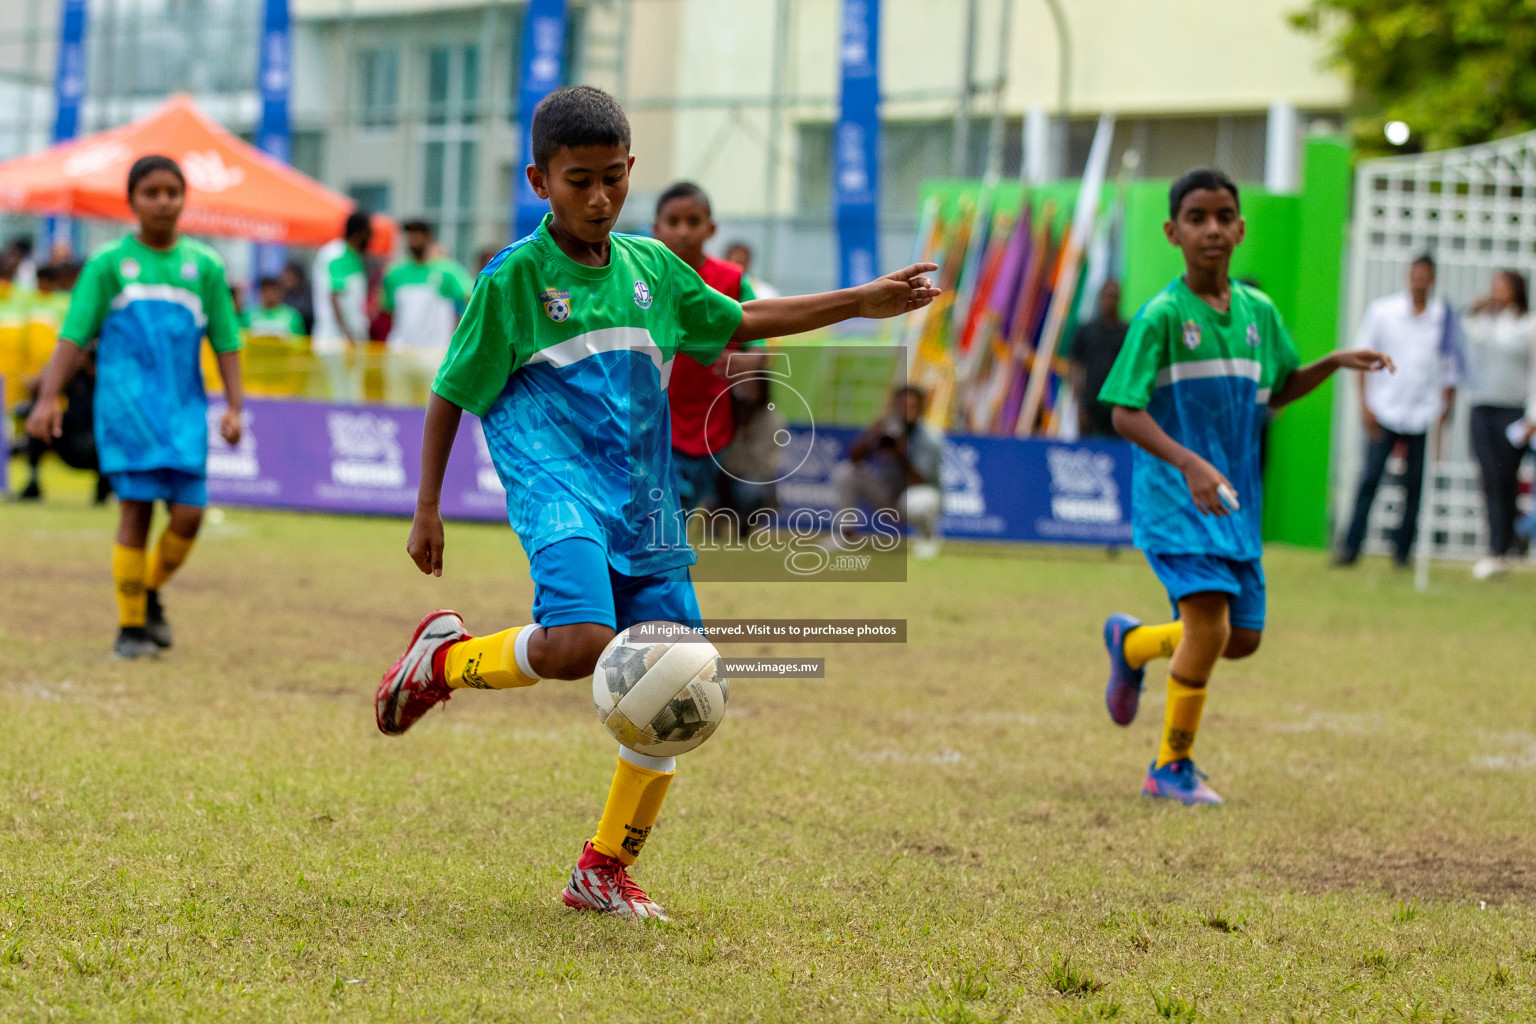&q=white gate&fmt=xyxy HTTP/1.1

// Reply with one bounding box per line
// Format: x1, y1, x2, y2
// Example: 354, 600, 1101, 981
1339, 133, 1536, 564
